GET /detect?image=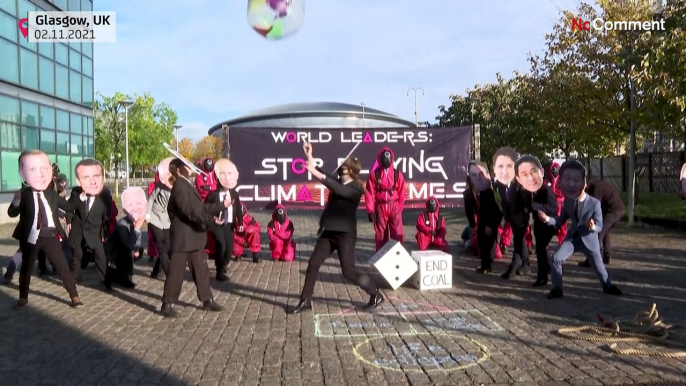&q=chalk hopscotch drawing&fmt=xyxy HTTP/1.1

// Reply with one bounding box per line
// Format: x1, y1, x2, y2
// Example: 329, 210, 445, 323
313, 295, 500, 373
